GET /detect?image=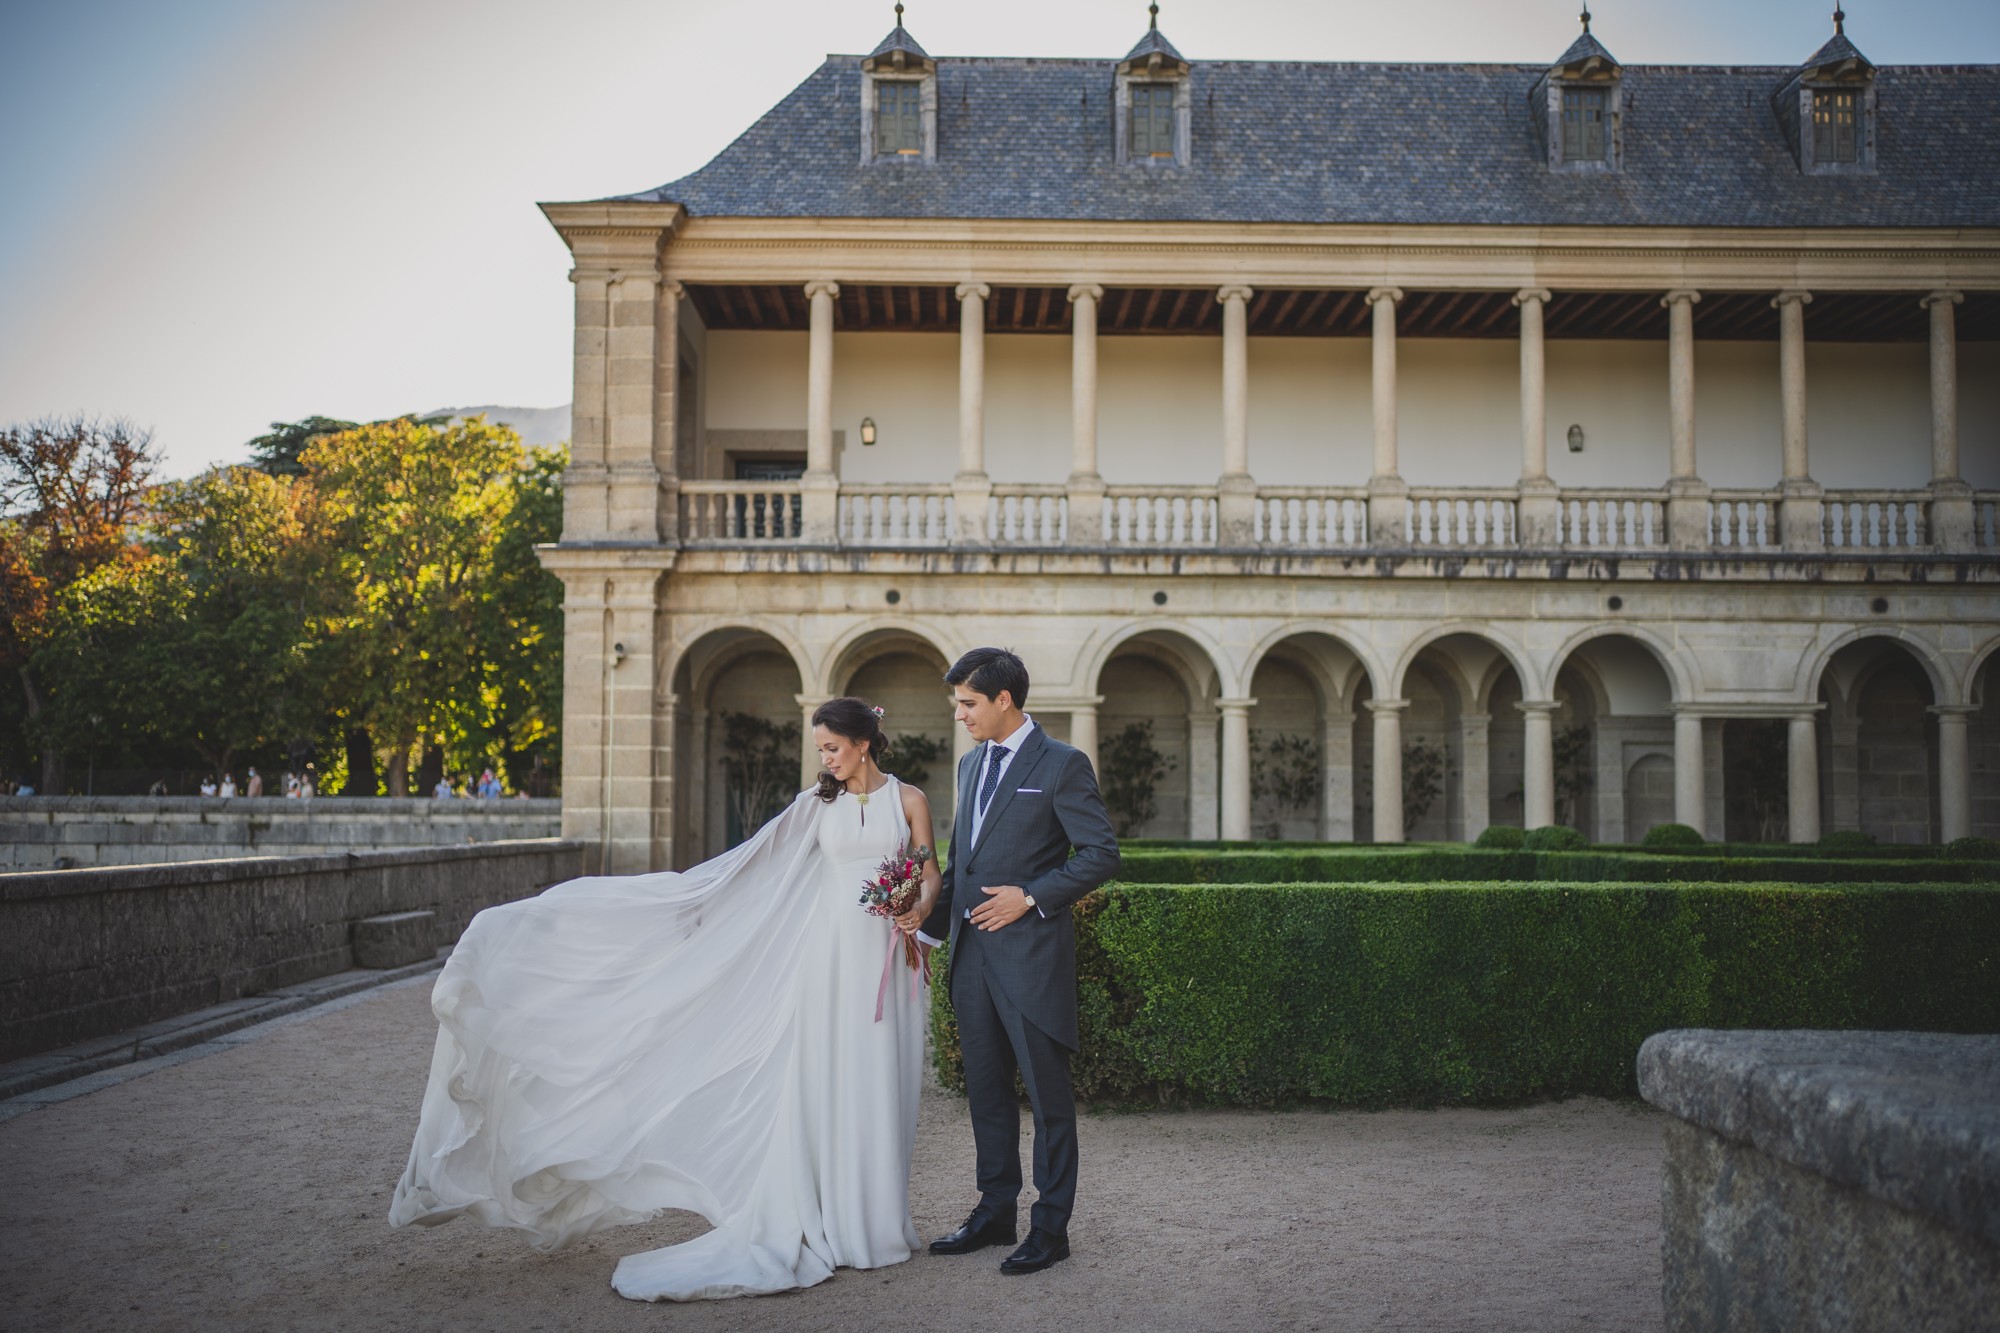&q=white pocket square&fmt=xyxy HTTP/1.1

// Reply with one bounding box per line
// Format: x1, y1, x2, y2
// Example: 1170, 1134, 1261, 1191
1018, 788, 1043, 794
